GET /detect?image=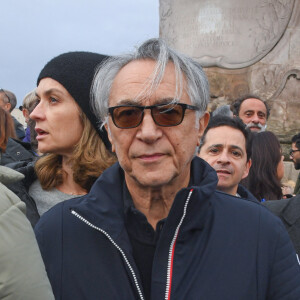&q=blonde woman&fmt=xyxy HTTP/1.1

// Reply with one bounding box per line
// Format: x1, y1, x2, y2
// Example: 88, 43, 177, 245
8, 52, 116, 227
